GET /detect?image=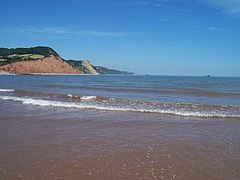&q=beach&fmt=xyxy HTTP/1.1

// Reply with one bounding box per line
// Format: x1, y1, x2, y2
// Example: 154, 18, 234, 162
0, 75, 240, 179
1, 104, 239, 179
